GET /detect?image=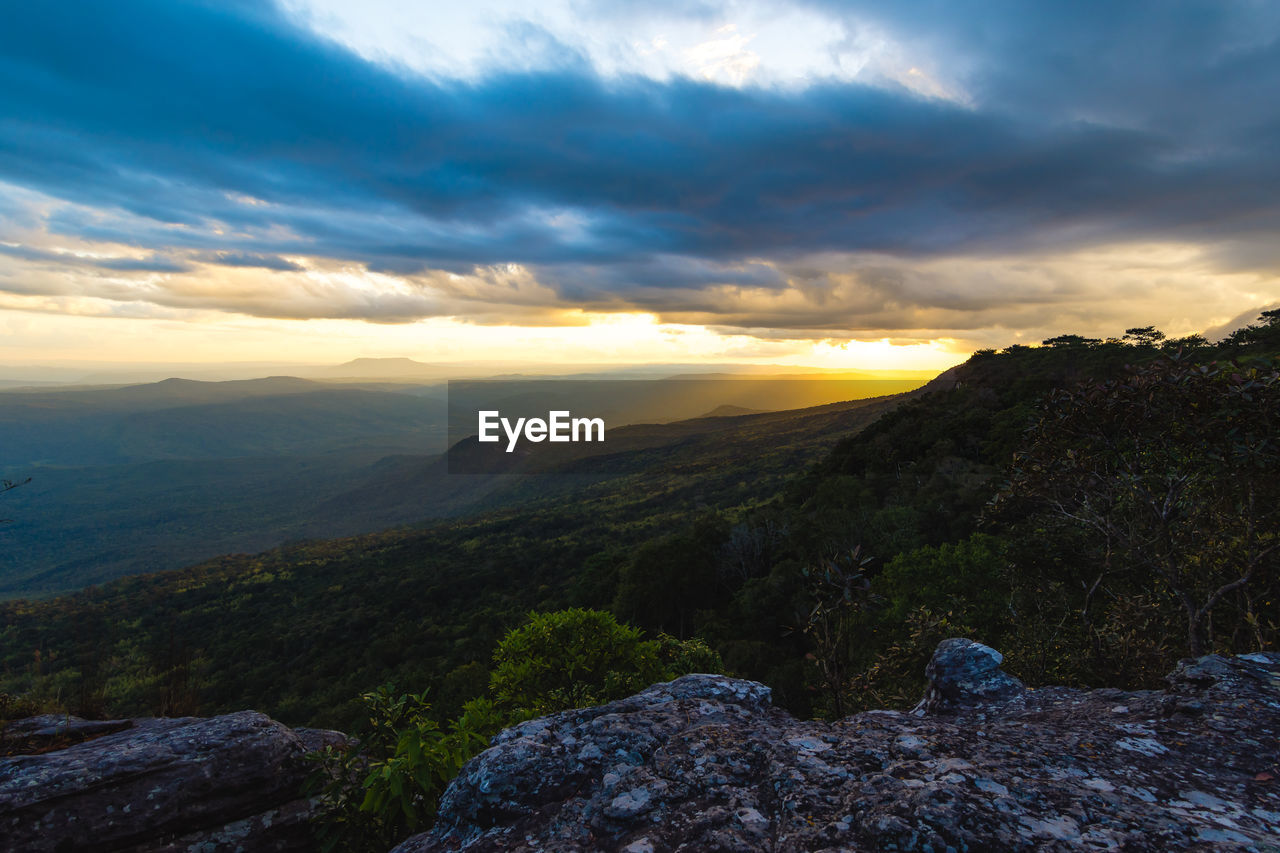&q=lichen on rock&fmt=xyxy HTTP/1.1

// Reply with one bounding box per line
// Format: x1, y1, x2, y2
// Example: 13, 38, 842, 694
0, 709, 346, 852
396, 642, 1280, 852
